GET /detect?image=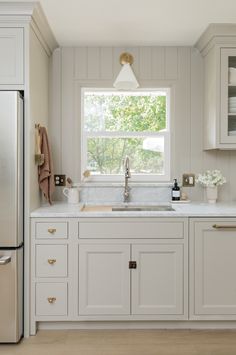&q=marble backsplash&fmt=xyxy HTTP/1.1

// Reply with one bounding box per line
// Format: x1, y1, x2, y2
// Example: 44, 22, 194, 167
55, 184, 172, 204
